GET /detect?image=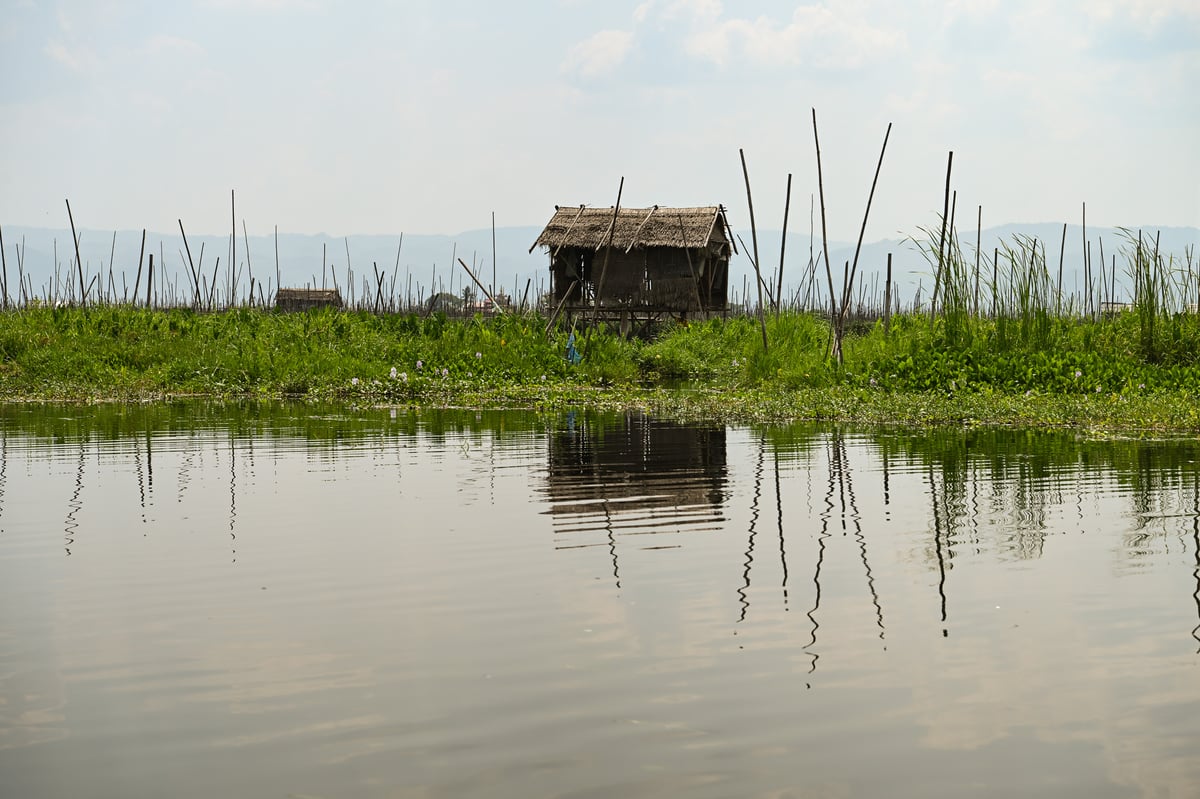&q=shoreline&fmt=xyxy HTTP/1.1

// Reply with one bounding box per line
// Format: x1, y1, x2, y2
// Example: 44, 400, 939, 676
3, 385, 1198, 434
